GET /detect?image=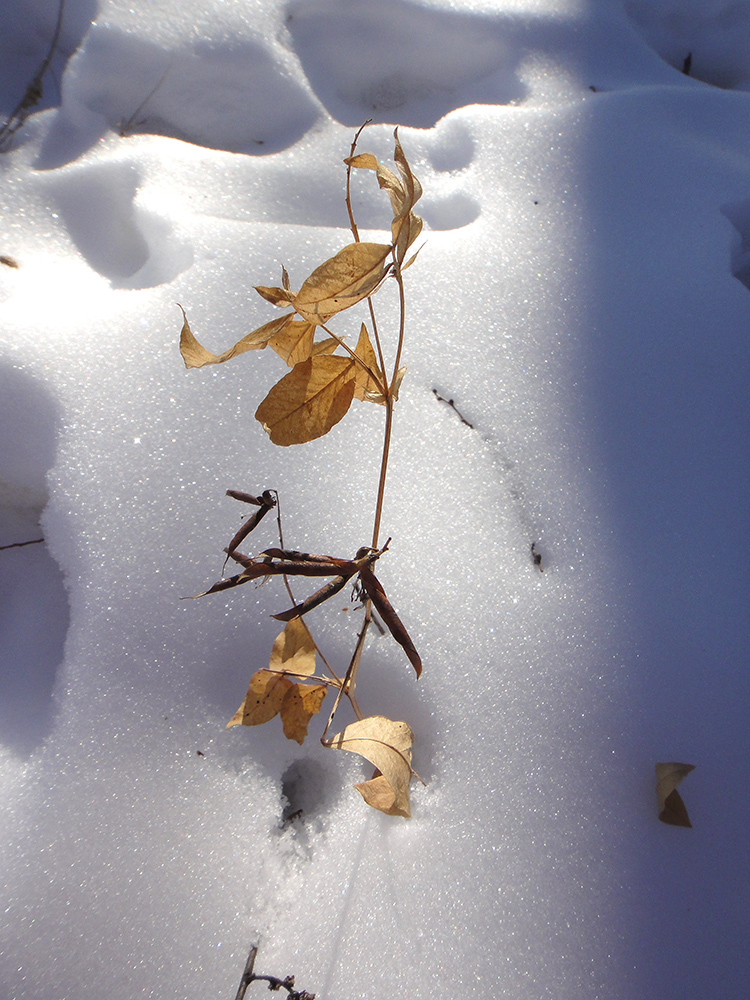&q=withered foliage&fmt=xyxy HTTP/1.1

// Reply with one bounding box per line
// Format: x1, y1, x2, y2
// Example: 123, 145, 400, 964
181, 129, 423, 816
